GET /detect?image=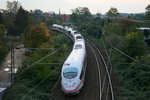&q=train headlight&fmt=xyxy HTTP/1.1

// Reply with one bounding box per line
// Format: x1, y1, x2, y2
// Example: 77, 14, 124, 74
65, 83, 68, 87
72, 83, 76, 87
